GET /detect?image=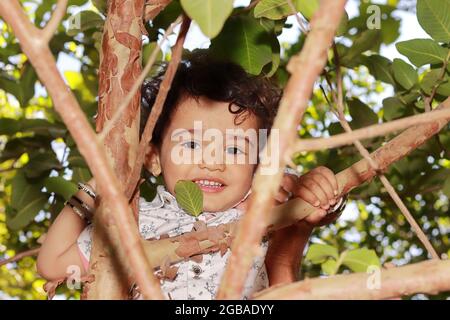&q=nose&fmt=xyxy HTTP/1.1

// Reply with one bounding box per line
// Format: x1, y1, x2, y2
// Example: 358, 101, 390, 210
198, 148, 226, 172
